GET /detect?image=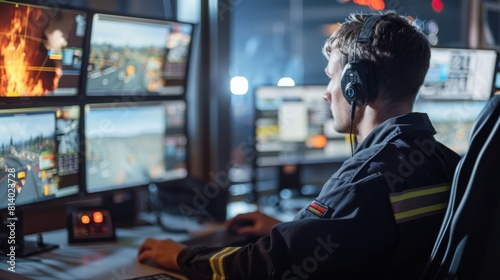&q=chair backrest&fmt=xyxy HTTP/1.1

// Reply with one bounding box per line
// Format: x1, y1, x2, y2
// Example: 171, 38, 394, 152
421, 95, 500, 279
